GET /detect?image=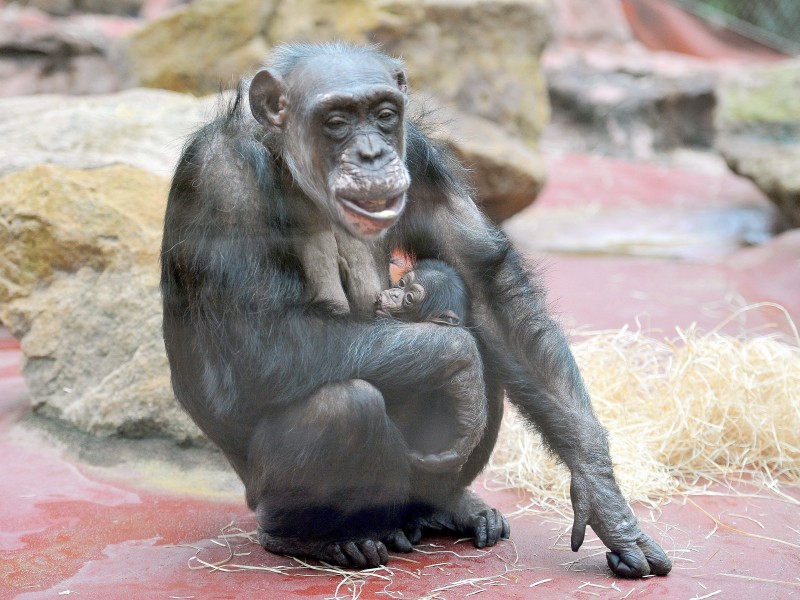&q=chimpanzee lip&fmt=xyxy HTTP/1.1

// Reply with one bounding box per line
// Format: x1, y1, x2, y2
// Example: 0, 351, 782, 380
338, 193, 406, 224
